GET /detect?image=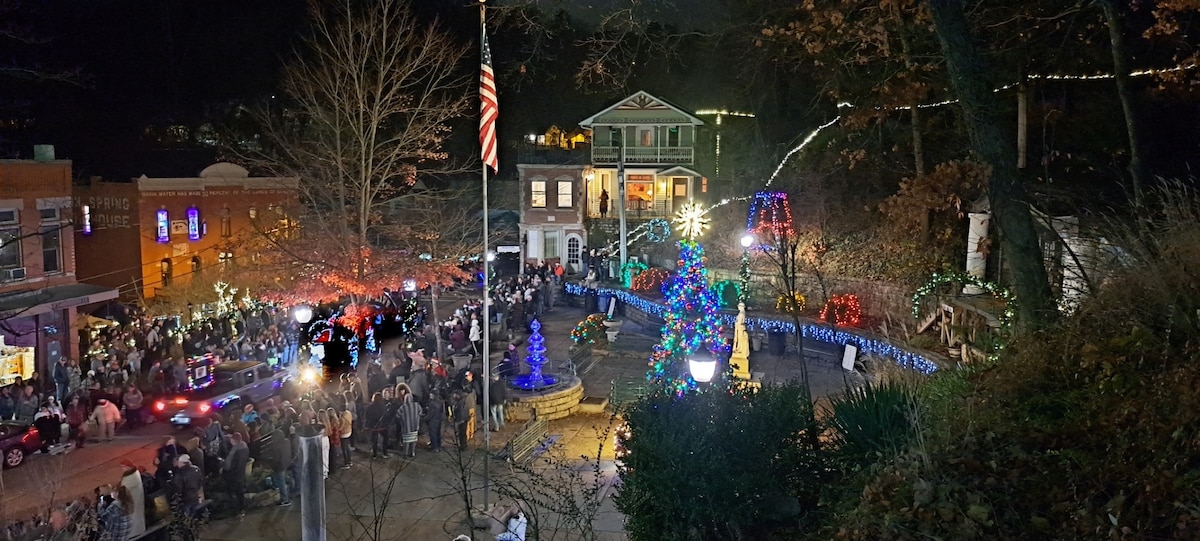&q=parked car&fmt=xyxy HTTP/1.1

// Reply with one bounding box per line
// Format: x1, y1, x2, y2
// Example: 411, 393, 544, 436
168, 361, 288, 428
0, 421, 41, 469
